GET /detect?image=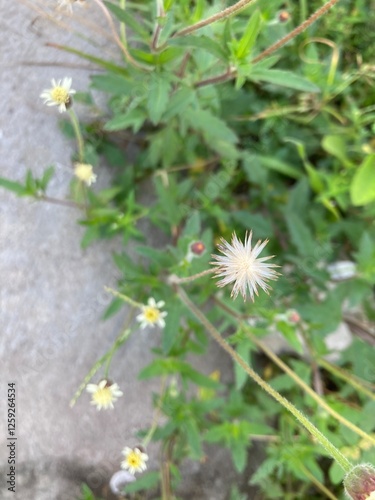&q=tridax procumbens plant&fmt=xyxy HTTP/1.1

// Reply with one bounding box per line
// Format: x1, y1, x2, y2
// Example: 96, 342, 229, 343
3, 0, 375, 497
